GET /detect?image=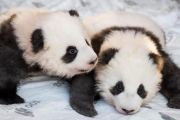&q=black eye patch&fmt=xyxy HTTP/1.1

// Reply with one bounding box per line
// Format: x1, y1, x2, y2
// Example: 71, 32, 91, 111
61, 46, 78, 63
110, 81, 124, 95
137, 84, 147, 99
